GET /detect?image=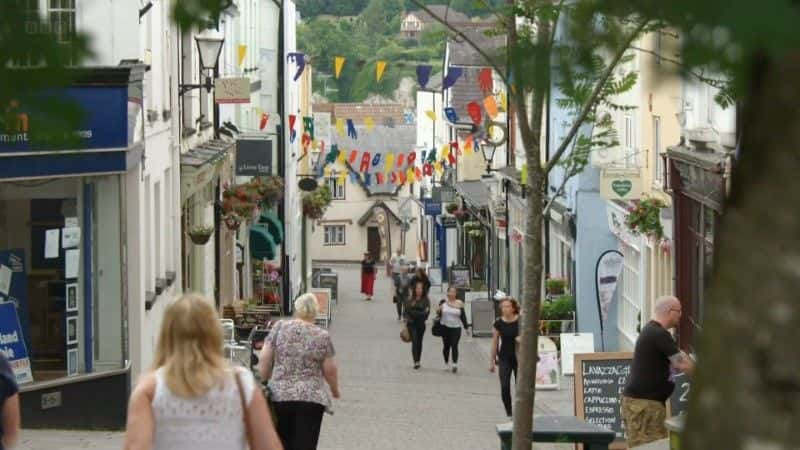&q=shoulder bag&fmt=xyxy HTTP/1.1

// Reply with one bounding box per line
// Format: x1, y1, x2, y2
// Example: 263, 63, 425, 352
235, 370, 254, 447
400, 324, 411, 342
431, 316, 445, 337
